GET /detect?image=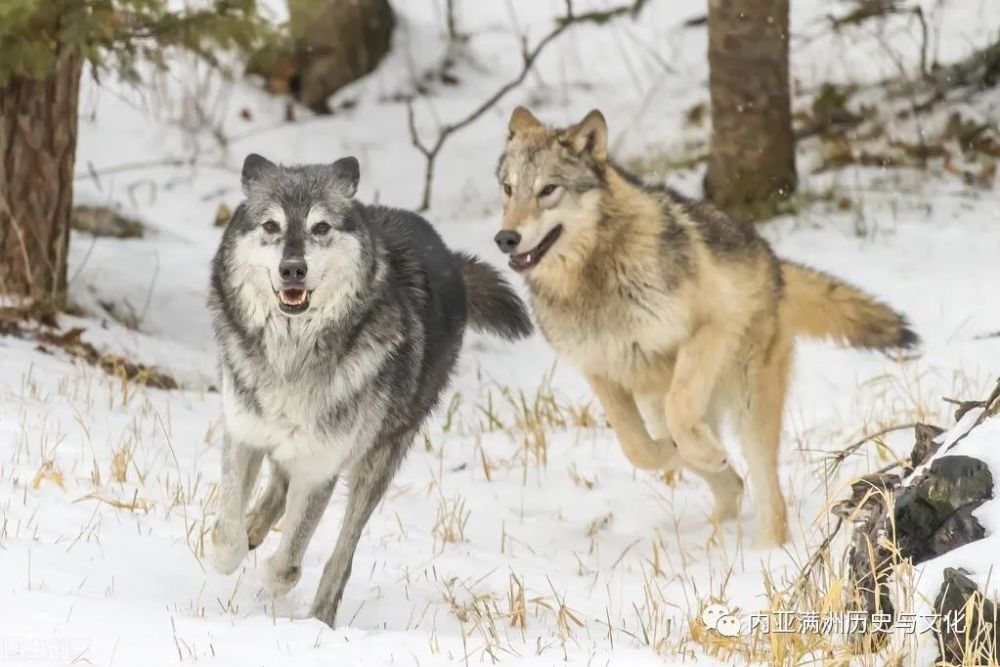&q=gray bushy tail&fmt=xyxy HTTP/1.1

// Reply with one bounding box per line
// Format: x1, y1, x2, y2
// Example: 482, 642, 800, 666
455, 252, 533, 340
